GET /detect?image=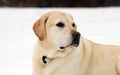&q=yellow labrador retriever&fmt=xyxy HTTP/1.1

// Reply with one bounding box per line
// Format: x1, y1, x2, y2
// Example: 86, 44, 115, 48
32, 11, 120, 75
